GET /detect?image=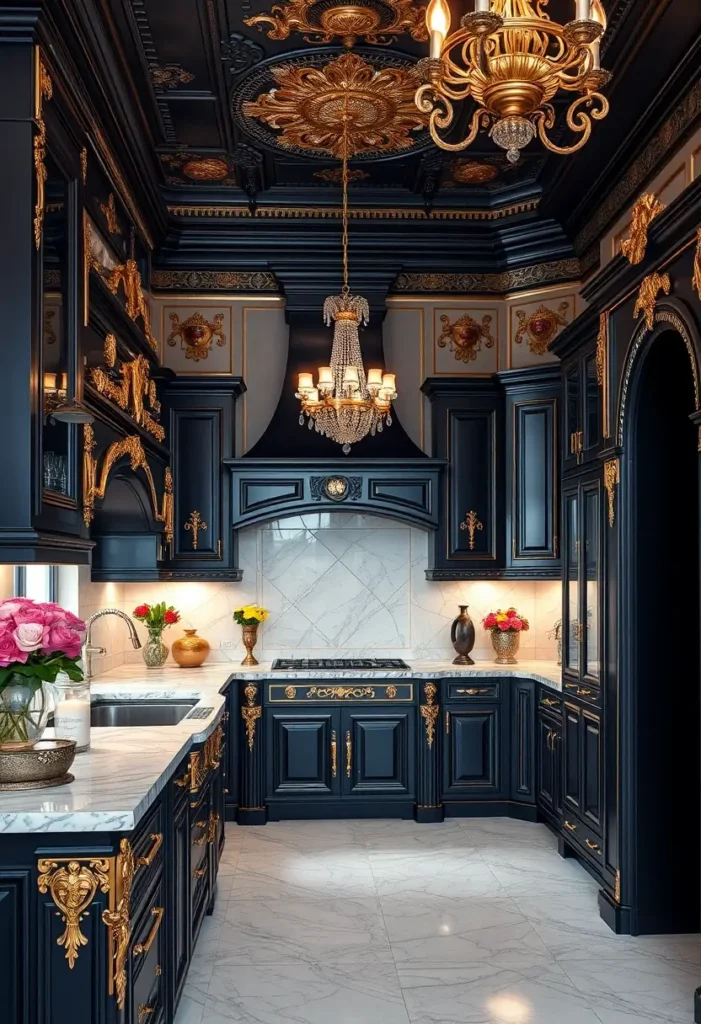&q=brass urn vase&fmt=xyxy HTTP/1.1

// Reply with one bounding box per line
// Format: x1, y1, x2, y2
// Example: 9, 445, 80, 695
172, 629, 211, 668
451, 605, 475, 665
241, 624, 259, 666
491, 629, 520, 665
